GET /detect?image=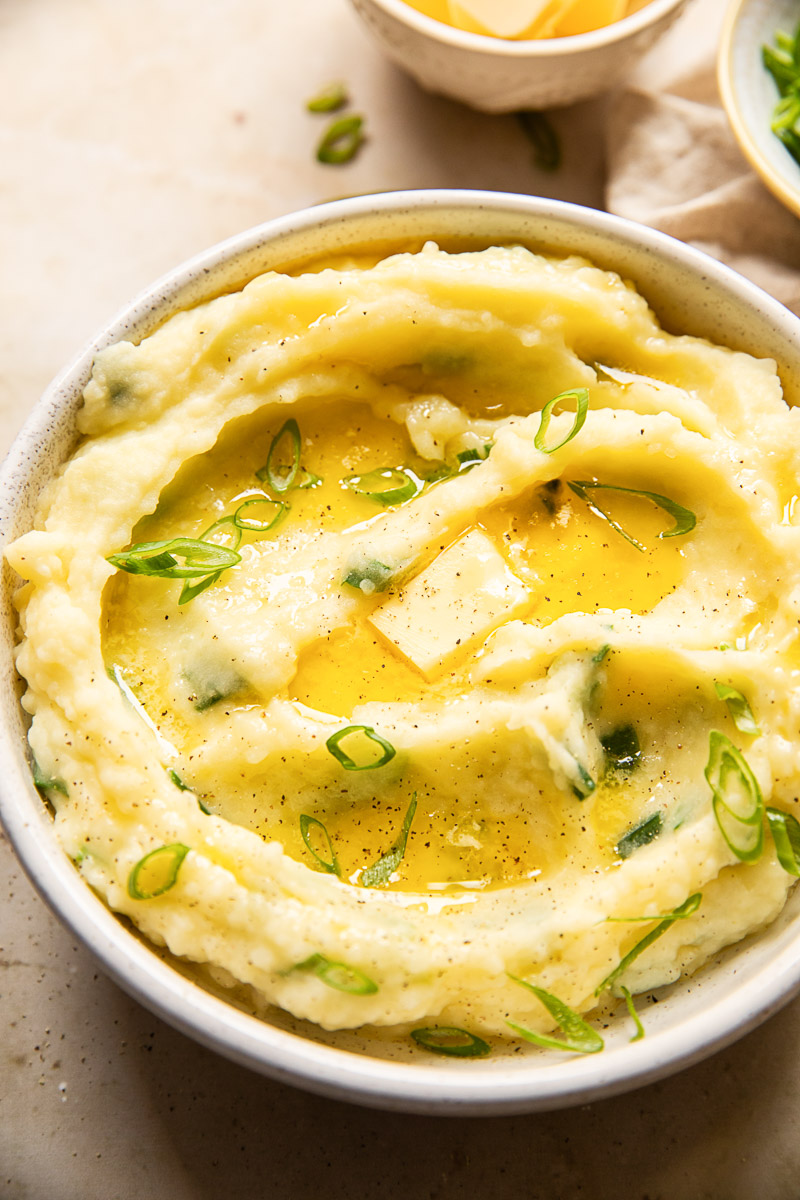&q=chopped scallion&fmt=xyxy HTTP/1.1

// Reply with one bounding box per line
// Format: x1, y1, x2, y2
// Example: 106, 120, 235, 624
601, 724, 642, 774
32, 758, 68, 797
261, 418, 301, 494
342, 560, 394, 594
567, 481, 696, 552
714, 682, 760, 736
507, 977, 604, 1054
343, 466, 421, 506
292, 953, 378, 995
766, 806, 800, 876
705, 730, 763, 863
325, 724, 396, 771
620, 985, 645, 1041
516, 110, 561, 171
534, 388, 589, 455
306, 82, 348, 113
108, 537, 241, 578
615, 812, 661, 860
316, 114, 364, 165
360, 793, 416, 887
128, 843, 190, 900
411, 1027, 491, 1057
233, 495, 288, 532
299, 813, 341, 876
595, 893, 702, 996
